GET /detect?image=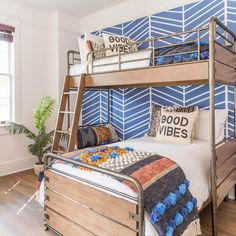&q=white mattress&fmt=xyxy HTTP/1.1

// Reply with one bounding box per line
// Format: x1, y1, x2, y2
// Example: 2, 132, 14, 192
39, 137, 211, 235
69, 50, 152, 76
